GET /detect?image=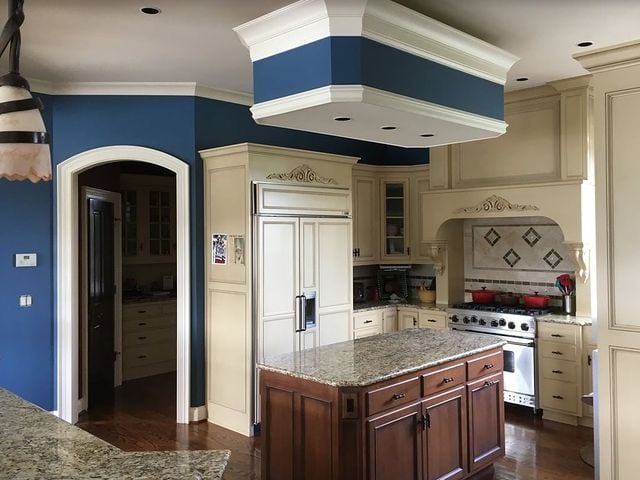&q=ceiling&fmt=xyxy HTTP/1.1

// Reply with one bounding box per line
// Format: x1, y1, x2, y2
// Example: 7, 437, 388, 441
2, 0, 640, 95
